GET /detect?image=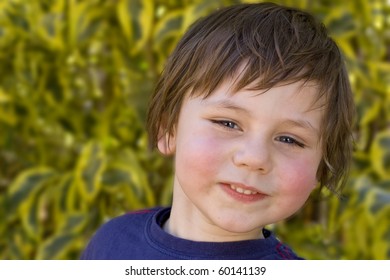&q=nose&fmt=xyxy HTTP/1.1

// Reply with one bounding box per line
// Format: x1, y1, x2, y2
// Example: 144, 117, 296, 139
232, 135, 271, 173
